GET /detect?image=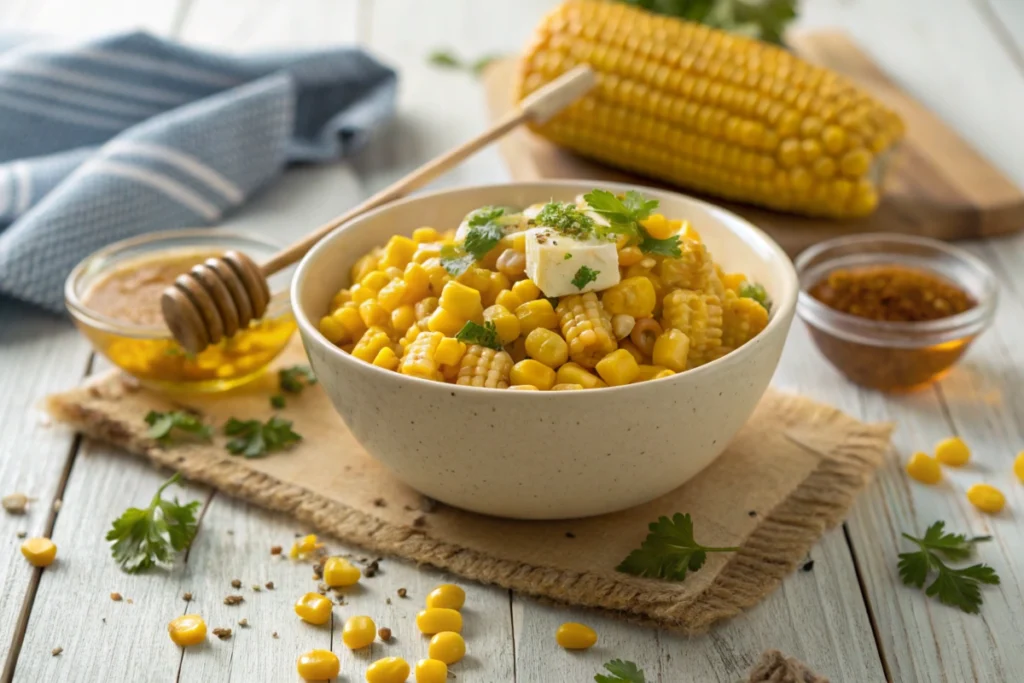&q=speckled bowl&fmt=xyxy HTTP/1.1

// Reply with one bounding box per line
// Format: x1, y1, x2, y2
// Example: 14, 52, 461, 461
292, 181, 798, 519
